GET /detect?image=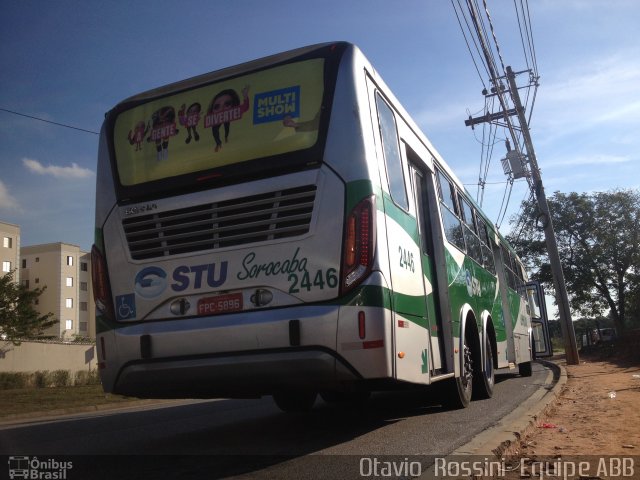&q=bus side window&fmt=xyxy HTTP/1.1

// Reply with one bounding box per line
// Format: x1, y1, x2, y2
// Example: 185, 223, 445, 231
375, 93, 409, 211
436, 169, 465, 252
478, 219, 496, 275
436, 170, 458, 214
516, 260, 527, 297
459, 195, 476, 232
477, 217, 489, 245
506, 248, 517, 290
459, 196, 482, 264
499, 244, 512, 289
